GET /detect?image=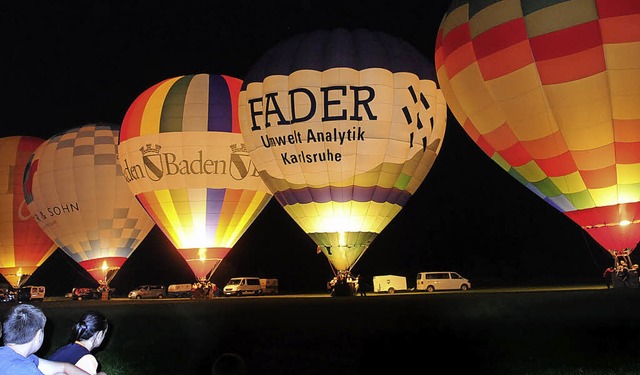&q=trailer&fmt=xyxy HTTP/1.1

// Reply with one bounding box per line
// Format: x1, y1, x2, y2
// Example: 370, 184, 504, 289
260, 278, 279, 295
373, 275, 407, 294
167, 283, 193, 298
